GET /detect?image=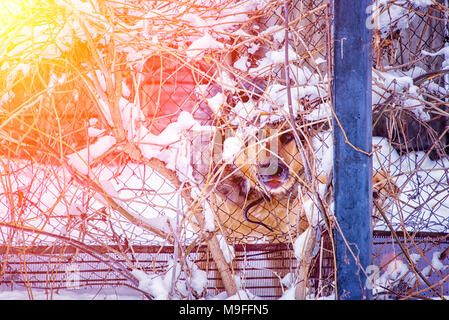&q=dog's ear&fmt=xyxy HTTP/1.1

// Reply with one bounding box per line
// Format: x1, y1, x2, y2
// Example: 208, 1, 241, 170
215, 171, 251, 205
